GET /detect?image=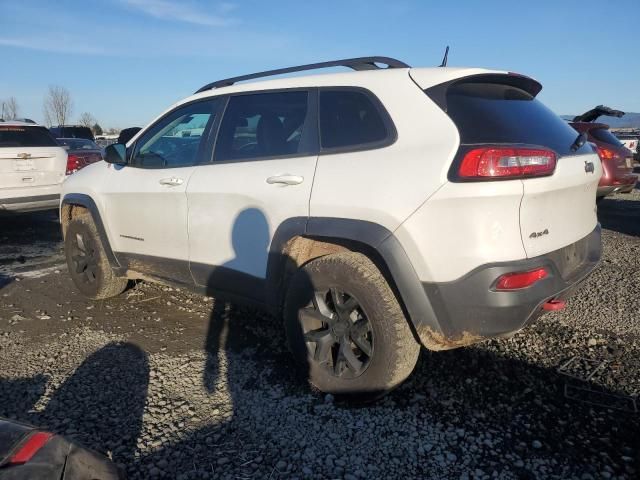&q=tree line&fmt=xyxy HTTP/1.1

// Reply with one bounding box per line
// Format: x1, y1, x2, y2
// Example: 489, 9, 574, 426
1, 86, 120, 136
